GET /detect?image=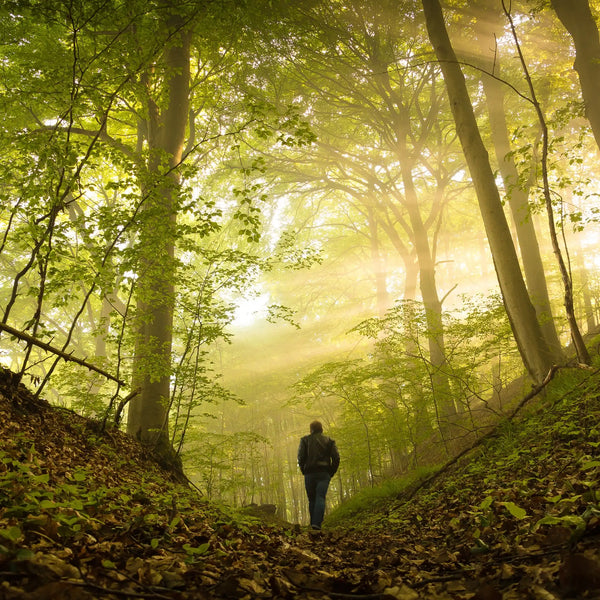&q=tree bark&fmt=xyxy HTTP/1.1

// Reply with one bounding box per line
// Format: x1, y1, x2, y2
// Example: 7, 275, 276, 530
421, 0, 555, 384
551, 0, 600, 152
396, 159, 455, 422
501, 1, 591, 366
